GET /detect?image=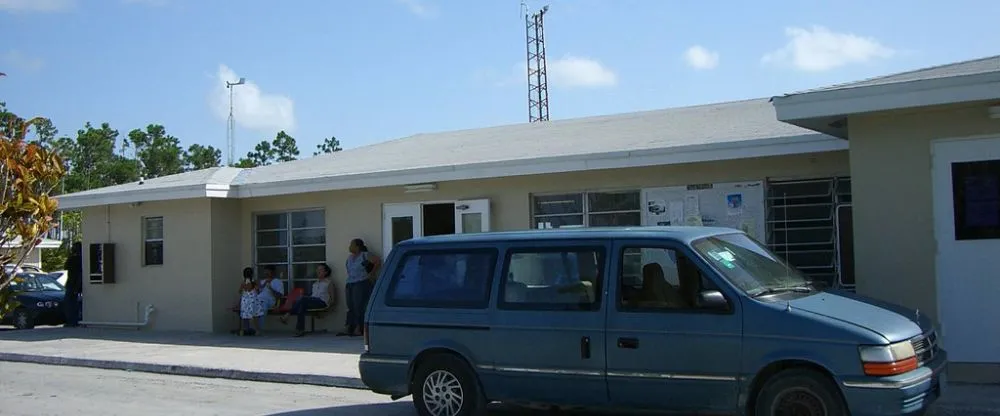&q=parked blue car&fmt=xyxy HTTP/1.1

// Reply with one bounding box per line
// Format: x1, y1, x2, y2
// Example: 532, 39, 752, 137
1, 272, 67, 329
359, 227, 946, 416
